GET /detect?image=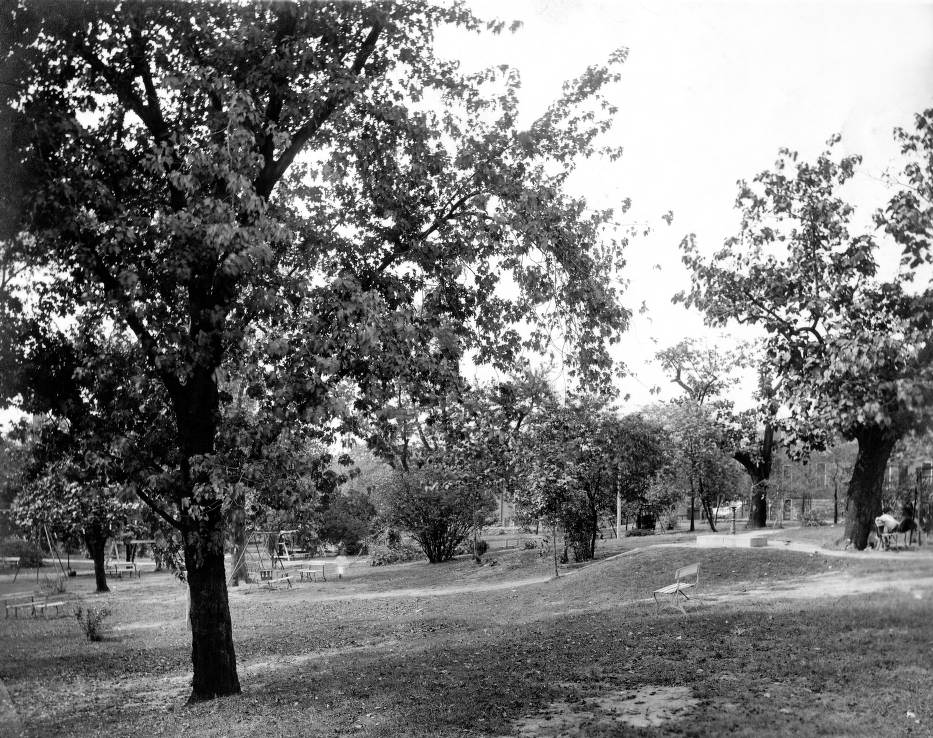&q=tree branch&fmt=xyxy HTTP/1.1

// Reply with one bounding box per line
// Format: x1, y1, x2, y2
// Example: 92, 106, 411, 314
136, 487, 183, 530
87, 252, 183, 400
255, 20, 384, 198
